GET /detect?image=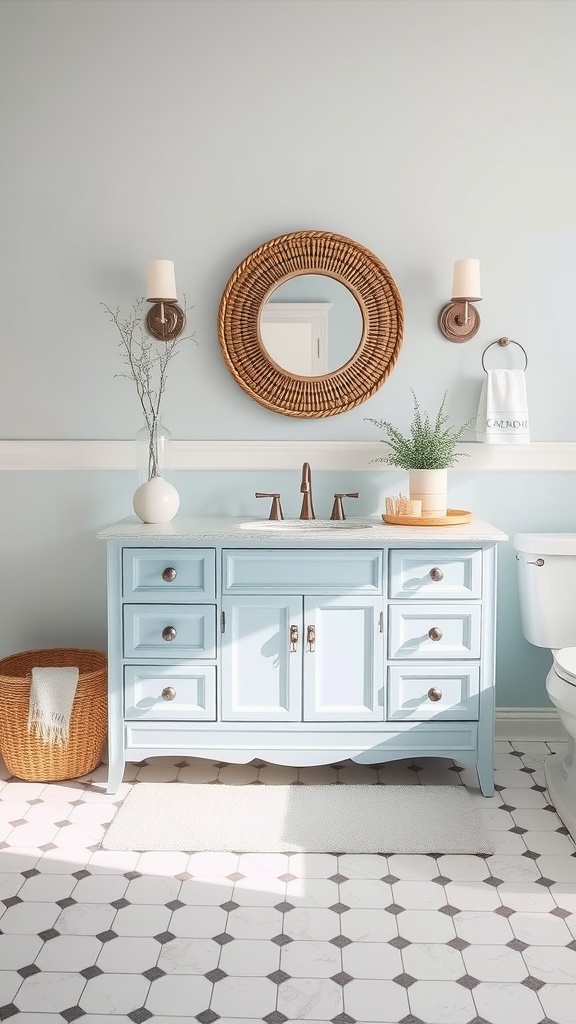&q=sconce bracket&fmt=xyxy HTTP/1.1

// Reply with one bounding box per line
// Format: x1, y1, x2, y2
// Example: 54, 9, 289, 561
438, 301, 480, 343
146, 302, 186, 342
